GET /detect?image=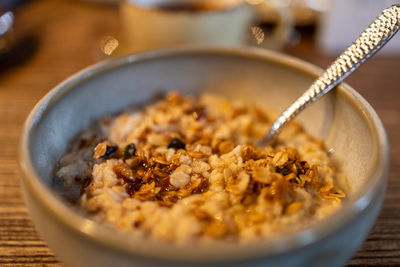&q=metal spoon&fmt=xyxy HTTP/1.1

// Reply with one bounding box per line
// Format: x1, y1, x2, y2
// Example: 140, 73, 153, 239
260, 4, 400, 146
